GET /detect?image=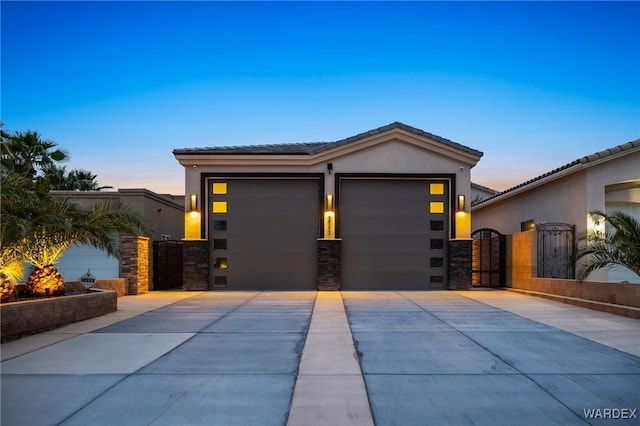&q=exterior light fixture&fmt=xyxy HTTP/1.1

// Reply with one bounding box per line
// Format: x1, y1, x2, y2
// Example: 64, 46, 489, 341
185, 193, 202, 240
457, 195, 465, 212
590, 214, 605, 237
190, 194, 198, 212
327, 163, 333, 174
324, 194, 336, 239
